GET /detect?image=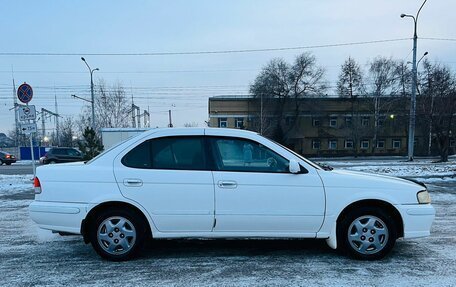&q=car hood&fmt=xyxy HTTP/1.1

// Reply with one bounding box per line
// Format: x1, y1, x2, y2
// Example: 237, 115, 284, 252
318, 168, 425, 191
